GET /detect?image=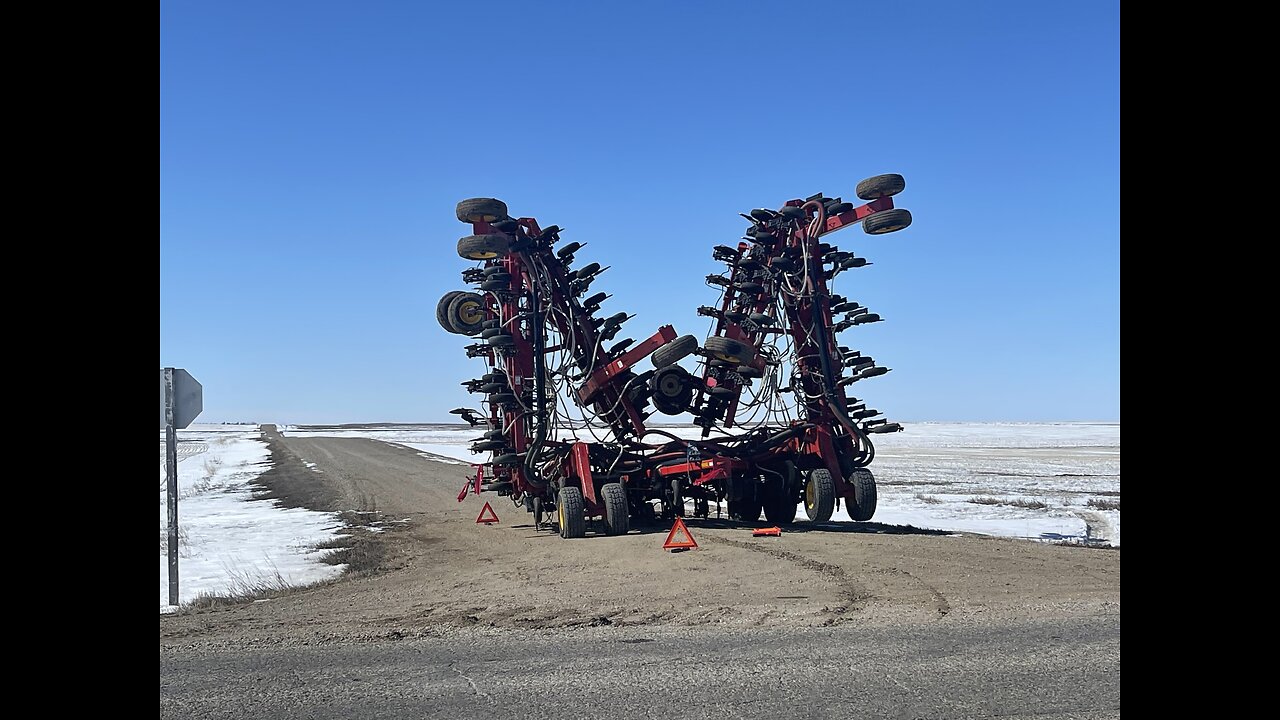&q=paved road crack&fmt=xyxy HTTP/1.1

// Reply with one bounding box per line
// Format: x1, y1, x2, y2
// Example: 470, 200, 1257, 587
448, 662, 495, 705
